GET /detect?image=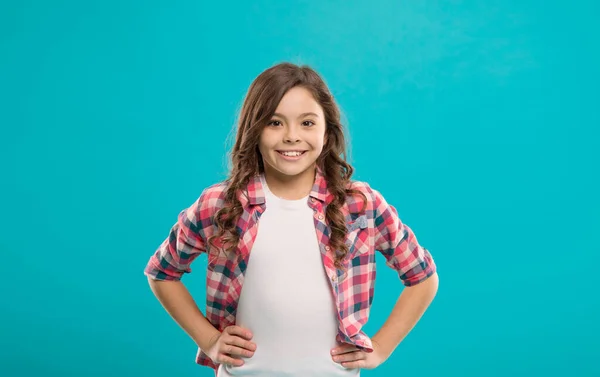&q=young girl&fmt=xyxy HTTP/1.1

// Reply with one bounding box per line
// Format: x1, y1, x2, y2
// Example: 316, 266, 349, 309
144, 62, 438, 377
